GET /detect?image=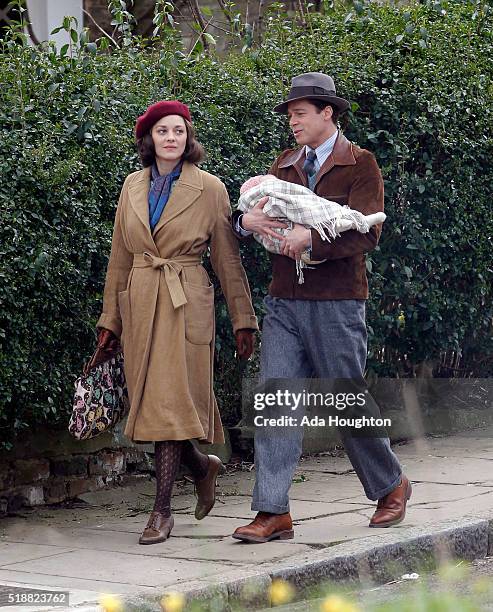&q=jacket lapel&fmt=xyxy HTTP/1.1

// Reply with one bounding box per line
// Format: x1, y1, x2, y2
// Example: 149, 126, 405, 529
278, 148, 307, 186
152, 161, 203, 237
314, 132, 356, 189
128, 166, 152, 237
277, 134, 357, 189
